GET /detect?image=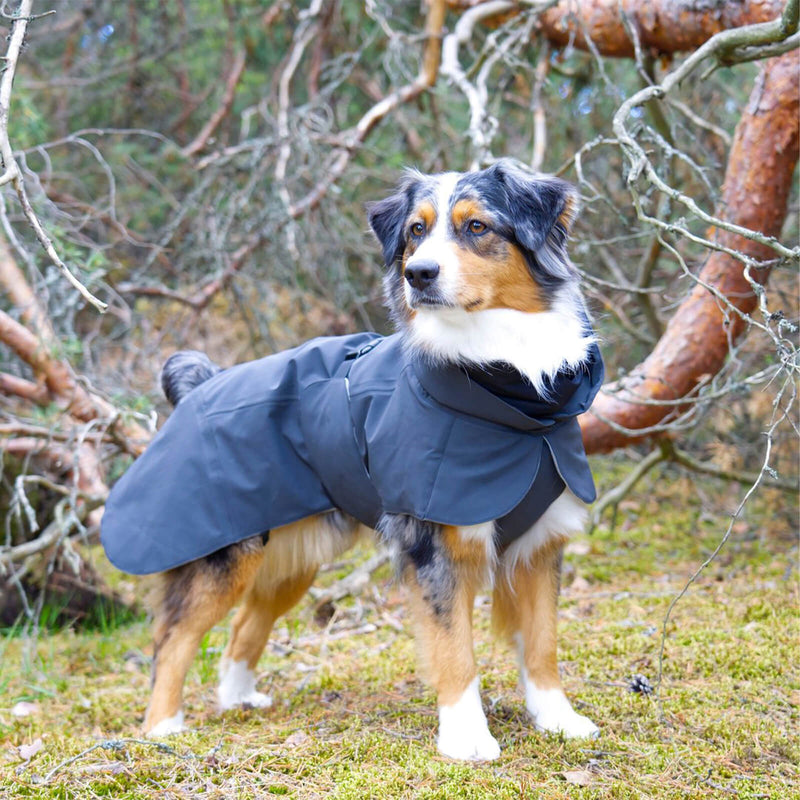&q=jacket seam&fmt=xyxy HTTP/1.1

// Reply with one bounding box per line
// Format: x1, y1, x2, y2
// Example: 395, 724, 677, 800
421, 414, 456, 520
